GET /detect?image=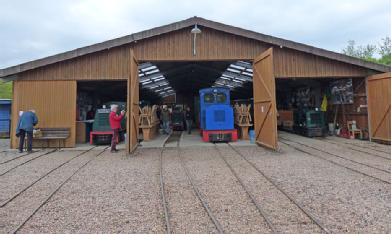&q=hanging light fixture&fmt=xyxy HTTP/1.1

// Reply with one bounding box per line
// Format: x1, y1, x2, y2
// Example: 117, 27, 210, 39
191, 24, 201, 56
